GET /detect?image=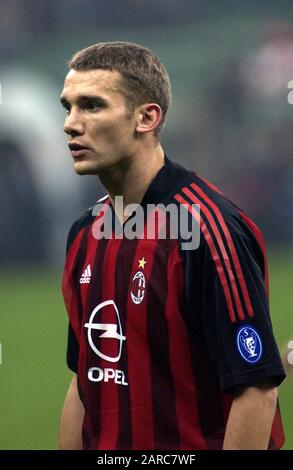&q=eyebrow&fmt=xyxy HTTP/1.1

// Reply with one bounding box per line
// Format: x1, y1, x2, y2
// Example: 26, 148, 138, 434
59, 94, 108, 106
